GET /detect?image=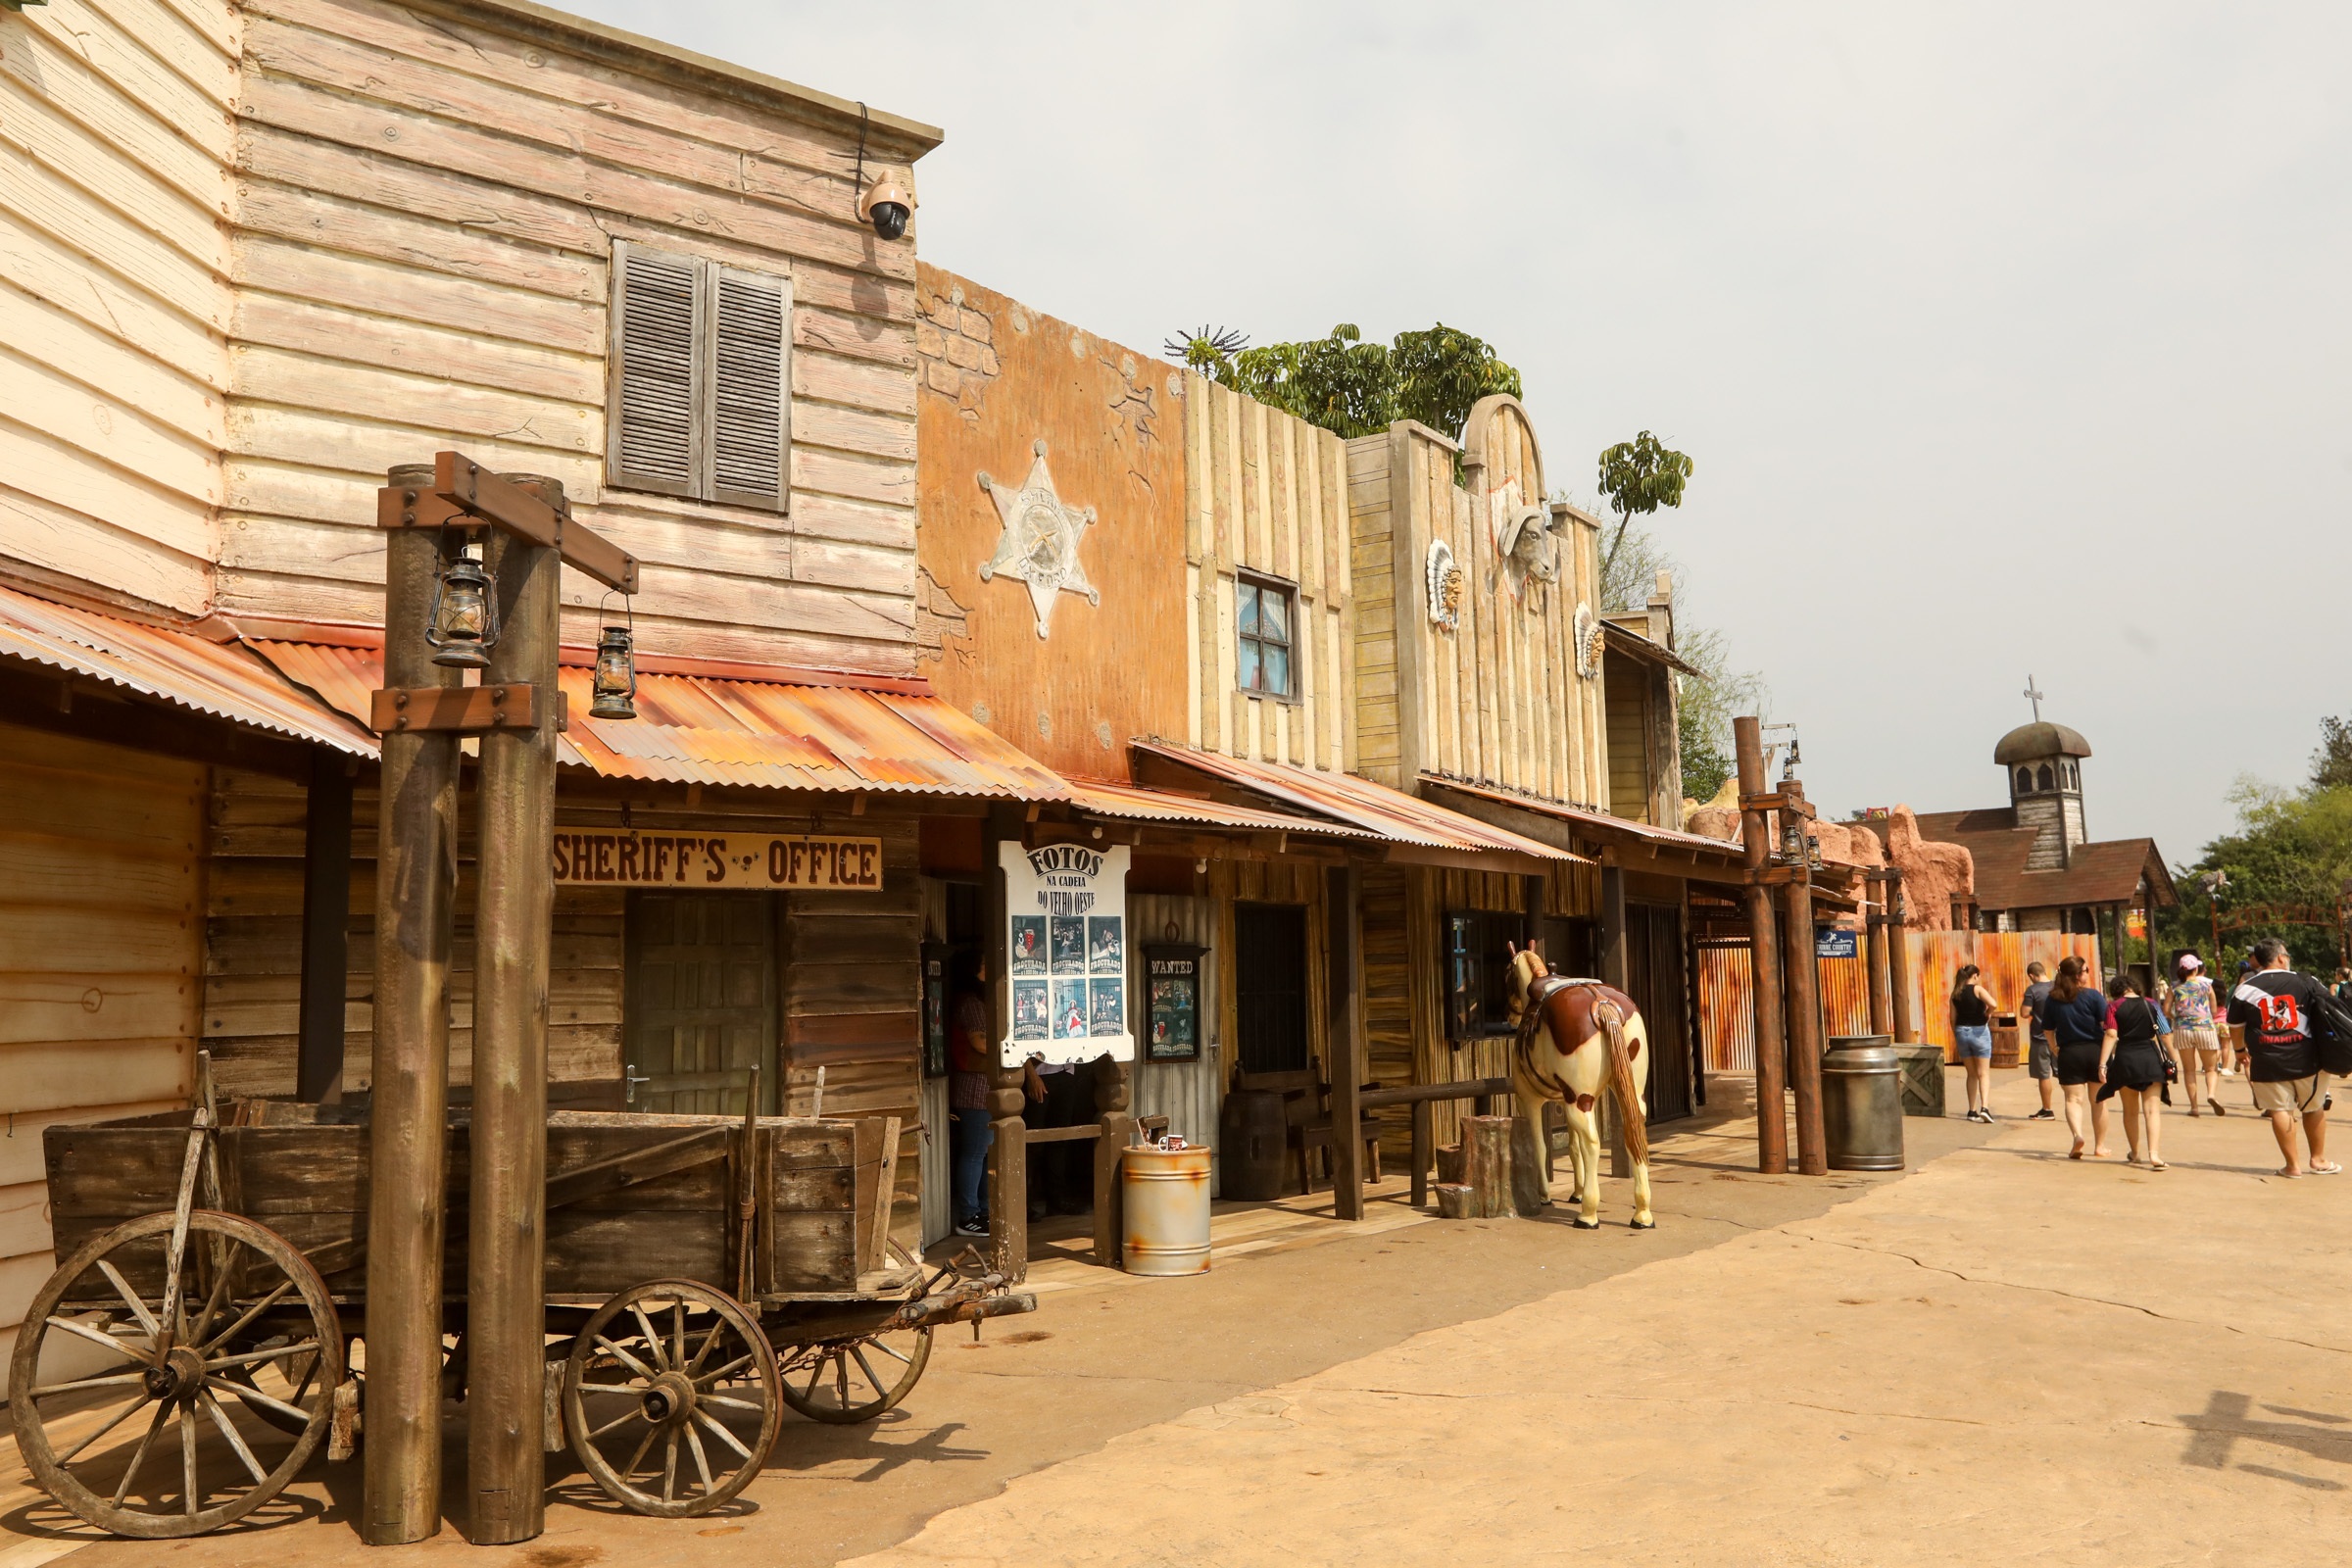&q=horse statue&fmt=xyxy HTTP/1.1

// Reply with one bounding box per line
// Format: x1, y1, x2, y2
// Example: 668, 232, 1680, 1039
1503, 946, 1653, 1230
